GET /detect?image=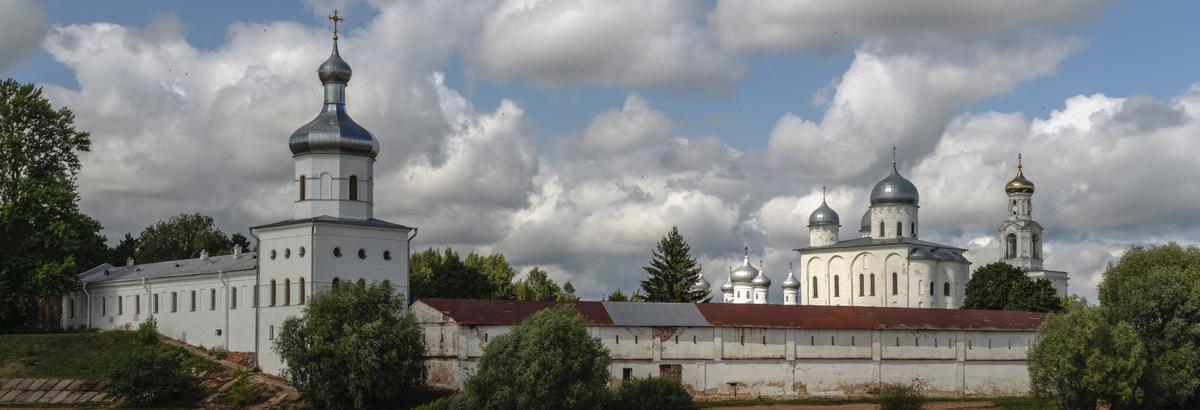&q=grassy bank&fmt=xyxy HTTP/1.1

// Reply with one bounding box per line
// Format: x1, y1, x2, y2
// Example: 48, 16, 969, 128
0, 331, 144, 379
